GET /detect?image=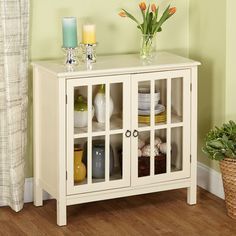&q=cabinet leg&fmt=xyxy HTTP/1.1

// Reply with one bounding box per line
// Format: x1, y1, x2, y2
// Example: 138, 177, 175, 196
34, 182, 43, 206
187, 185, 197, 205
57, 200, 67, 226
